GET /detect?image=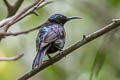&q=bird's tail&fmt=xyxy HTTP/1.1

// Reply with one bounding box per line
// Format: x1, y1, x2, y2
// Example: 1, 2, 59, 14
32, 46, 49, 69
